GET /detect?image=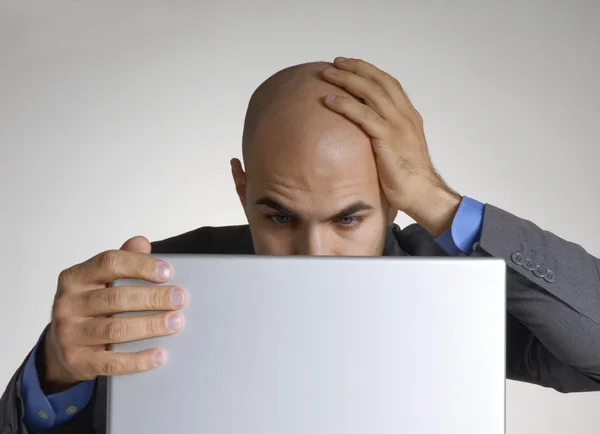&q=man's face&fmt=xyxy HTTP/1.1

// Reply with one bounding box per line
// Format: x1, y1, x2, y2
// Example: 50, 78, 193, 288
232, 85, 395, 256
